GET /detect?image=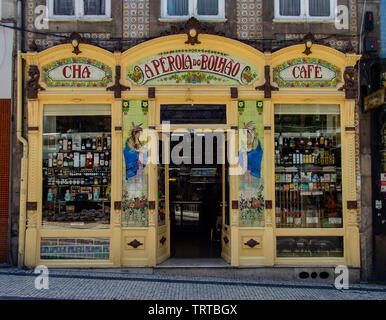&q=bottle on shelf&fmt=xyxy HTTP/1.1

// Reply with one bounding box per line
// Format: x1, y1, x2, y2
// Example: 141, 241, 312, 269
107, 136, 111, 150
320, 134, 324, 146
103, 136, 108, 151
289, 137, 295, 149
306, 135, 313, 148
58, 139, 63, 151
100, 153, 105, 167
314, 137, 319, 148
86, 152, 93, 168
86, 136, 92, 149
